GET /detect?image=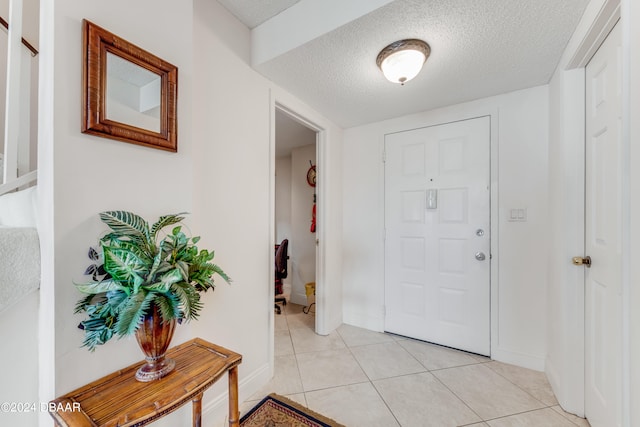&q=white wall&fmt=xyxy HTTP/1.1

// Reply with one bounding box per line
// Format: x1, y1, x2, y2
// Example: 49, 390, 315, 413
190, 0, 344, 405
545, 67, 586, 416
42, 1, 195, 425
0, 292, 39, 426
275, 156, 292, 243
342, 85, 549, 370
191, 0, 277, 418
275, 156, 293, 295
290, 144, 317, 305
33, 2, 344, 427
